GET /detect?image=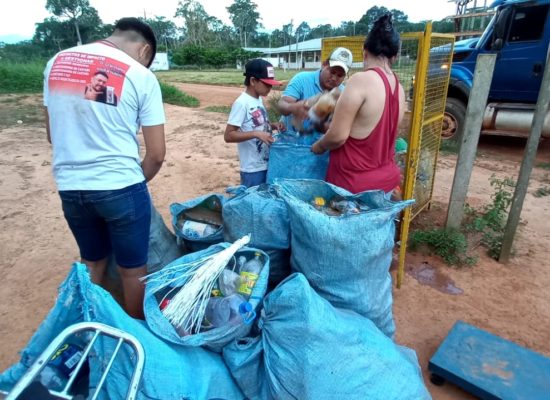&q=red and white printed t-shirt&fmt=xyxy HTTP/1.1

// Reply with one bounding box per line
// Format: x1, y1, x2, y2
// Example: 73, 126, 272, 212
43, 41, 165, 191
